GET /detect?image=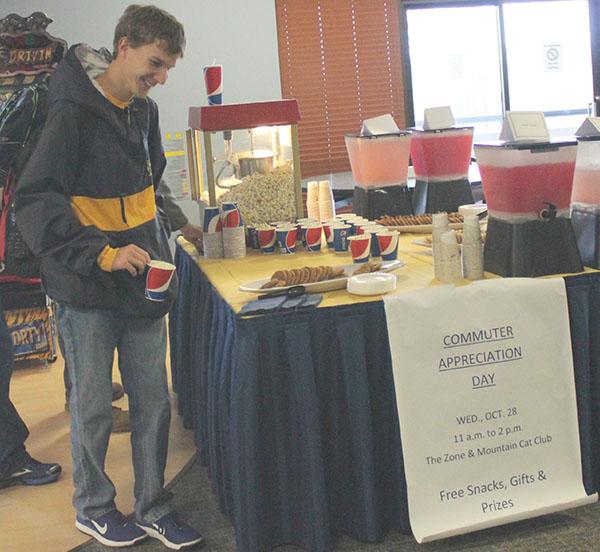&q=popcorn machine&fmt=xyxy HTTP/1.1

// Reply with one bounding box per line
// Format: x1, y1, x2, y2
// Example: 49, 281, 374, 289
187, 100, 303, 225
